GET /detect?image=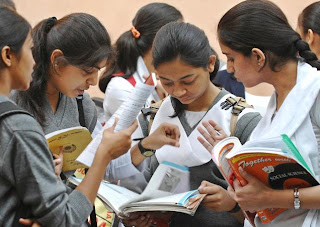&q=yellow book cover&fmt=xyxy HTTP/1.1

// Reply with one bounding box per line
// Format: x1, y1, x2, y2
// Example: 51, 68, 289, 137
45, 126, 92, 172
